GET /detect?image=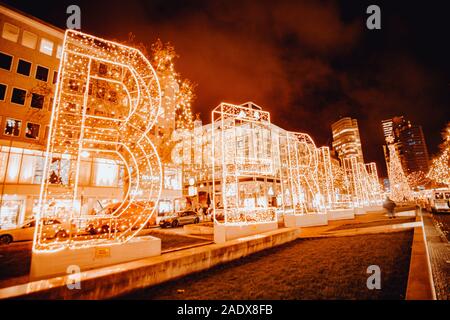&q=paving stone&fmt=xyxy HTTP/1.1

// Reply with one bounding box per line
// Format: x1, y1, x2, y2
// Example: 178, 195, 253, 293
422, 212, 450, 300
